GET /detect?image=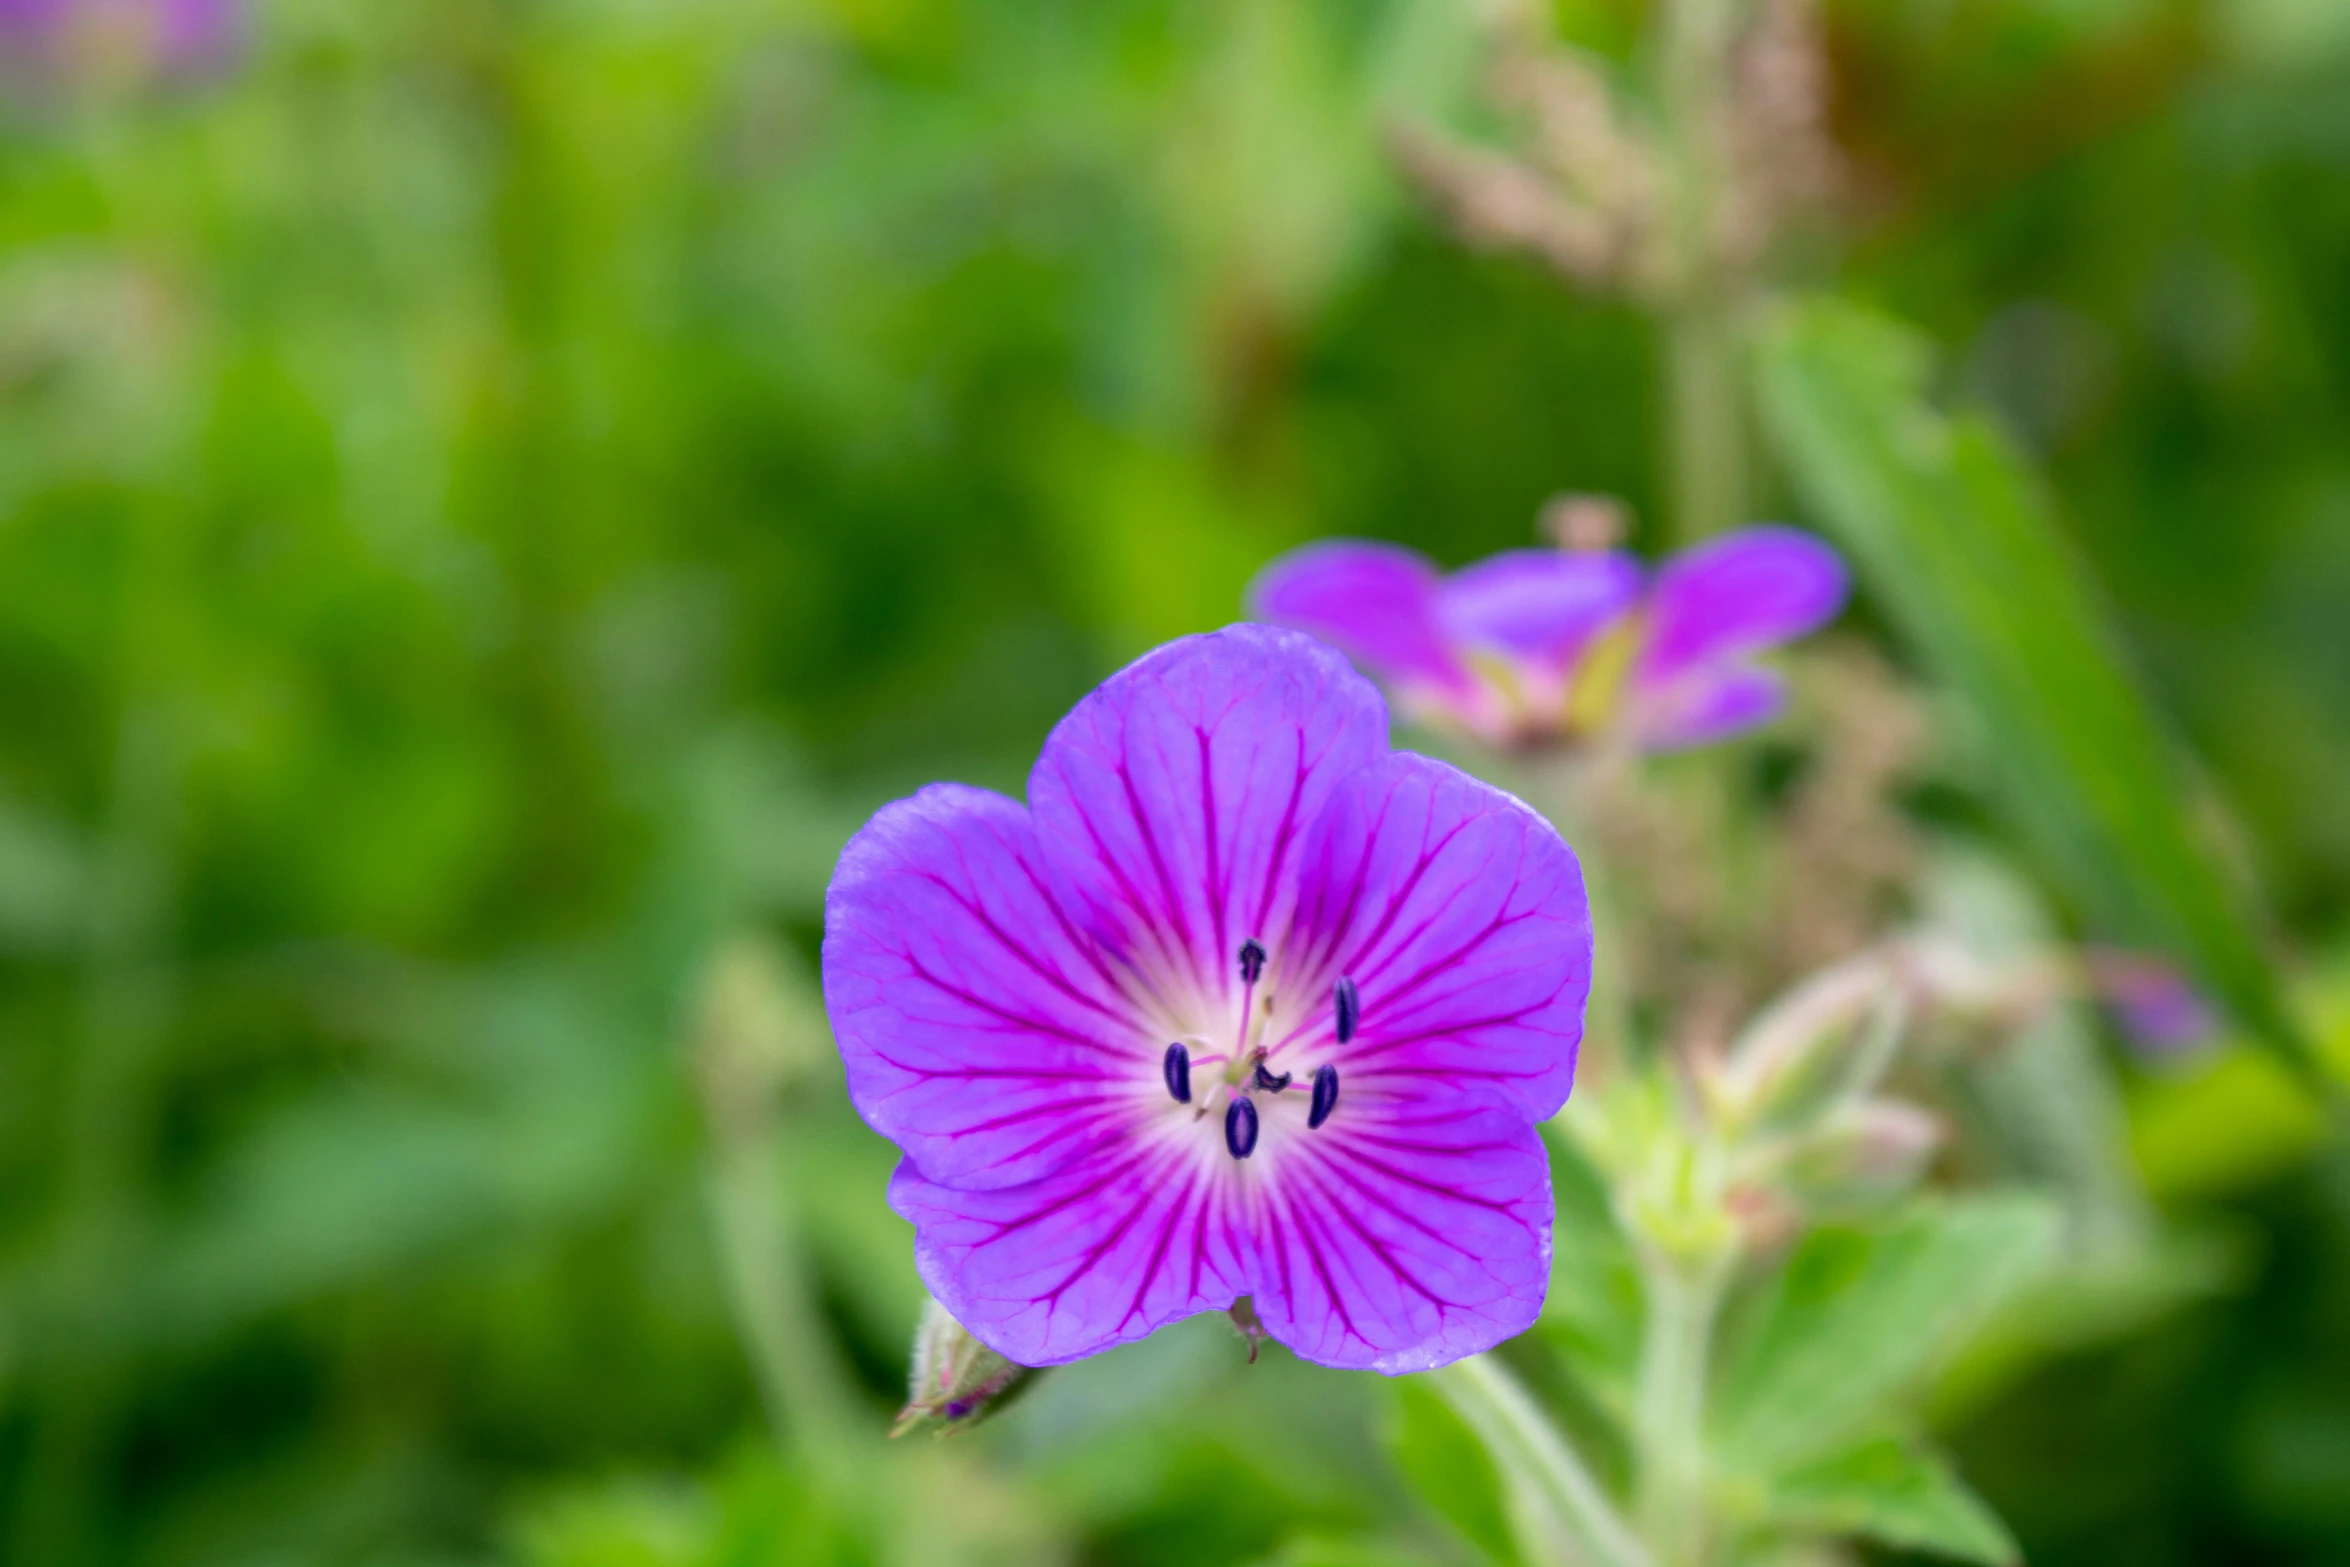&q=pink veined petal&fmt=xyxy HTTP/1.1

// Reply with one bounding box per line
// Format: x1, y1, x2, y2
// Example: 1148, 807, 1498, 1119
1276, 752, 1589, 1122
1635, 525, 1847, 690
1632, 663, 1787, 750
889, 1144, 1256, 1367
1250, 1089, 1553, 1374
1435, 548, 1642, 676
1248, 541, 1471, 699
1028, 624, 1390, 999
824, 782, 1160, 1192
